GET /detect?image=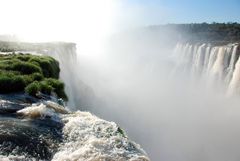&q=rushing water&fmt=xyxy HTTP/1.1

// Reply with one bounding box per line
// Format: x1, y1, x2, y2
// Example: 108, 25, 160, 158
0, 43, 149, 160
46, 42, 240, 161
172, 42, 240, 95
1, 41, 239, 160
0, 94, 149, 161
40, 43, 95, 111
